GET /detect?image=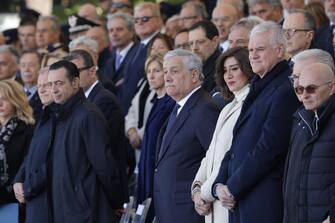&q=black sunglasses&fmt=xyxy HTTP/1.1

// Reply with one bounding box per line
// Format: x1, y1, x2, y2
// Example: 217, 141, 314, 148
294, 81, 332, 95
134, 16, 156, 24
